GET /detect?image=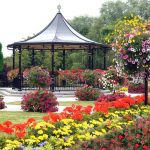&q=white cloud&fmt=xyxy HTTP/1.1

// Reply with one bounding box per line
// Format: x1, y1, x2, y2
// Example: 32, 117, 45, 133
0, 0, 107, 57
